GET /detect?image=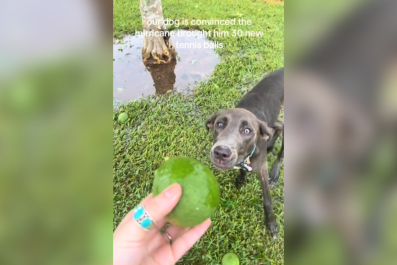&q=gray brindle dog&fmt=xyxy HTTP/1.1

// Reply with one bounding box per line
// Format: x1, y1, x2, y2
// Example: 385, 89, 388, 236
205, 68, 284, 238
